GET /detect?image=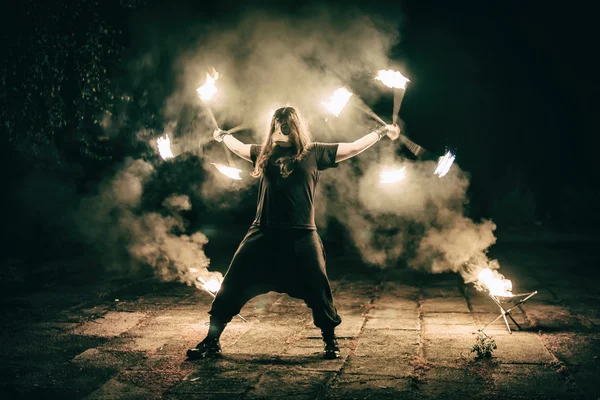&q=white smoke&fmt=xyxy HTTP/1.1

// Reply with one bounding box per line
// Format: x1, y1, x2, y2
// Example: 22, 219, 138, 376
320, 152, 498, 282
100, 3, 500, 285
76, 158, 221, 286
